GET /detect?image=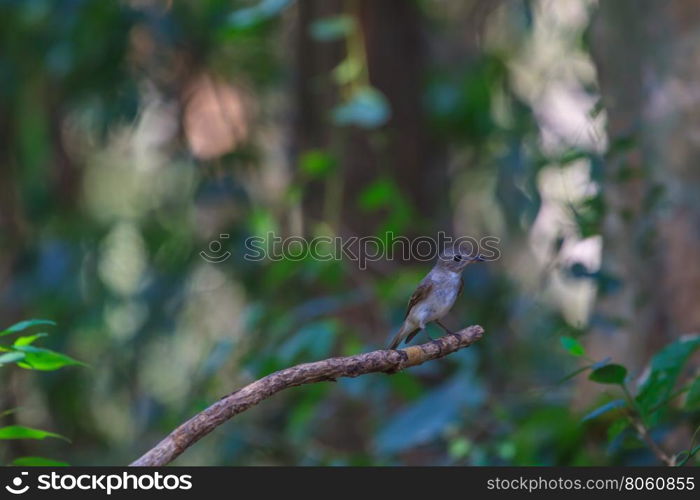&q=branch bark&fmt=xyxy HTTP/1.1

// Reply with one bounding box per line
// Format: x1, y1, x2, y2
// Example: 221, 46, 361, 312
130, 325, 485, 466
